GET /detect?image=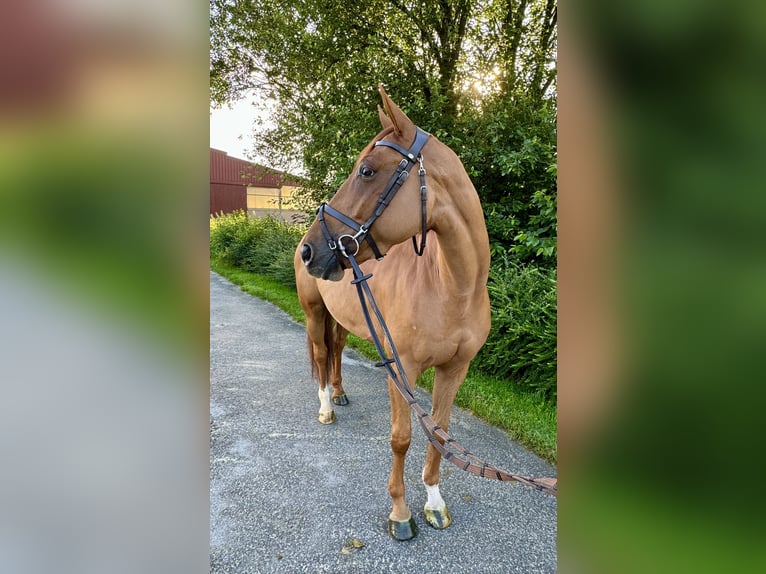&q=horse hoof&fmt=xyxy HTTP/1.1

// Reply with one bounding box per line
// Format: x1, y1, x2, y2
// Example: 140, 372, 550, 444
424, 506, 452, 530
388, 516, 417, 541
318, 411, 336, 425
332, 394, 349, 406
